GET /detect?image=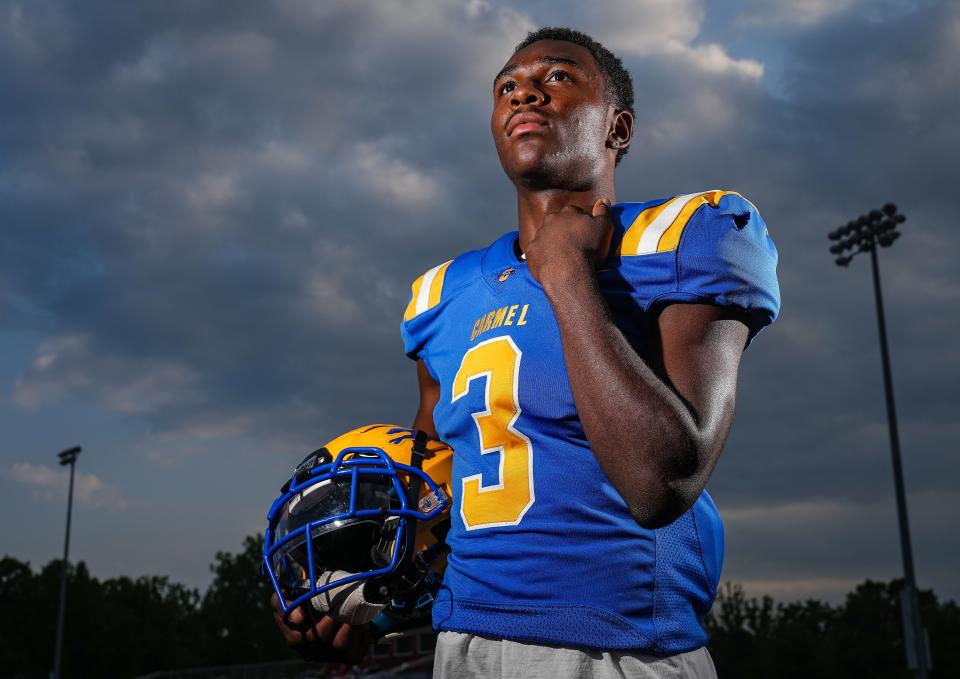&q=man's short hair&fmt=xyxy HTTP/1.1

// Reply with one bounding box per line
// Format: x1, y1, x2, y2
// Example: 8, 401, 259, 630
513, 27, 635, 165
